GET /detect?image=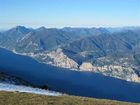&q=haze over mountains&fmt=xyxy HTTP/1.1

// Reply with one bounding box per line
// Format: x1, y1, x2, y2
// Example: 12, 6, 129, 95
0, 26, 140, 83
